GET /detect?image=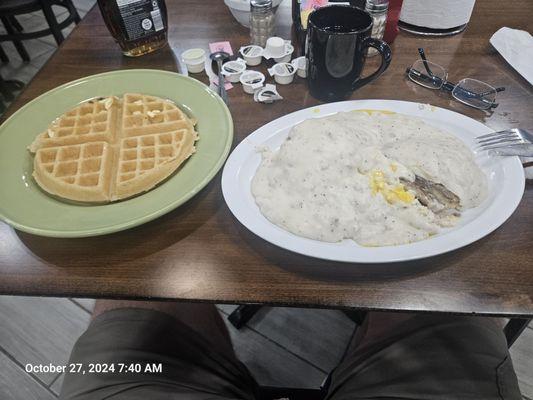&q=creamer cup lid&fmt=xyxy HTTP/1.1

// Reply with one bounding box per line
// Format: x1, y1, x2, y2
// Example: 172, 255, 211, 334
182, 48, 206, 62
240, 45, 264, 58
222, 58, 247, 74
254, 84, 283, 103
268, 62, 296, 76
240, 70, 265, 87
